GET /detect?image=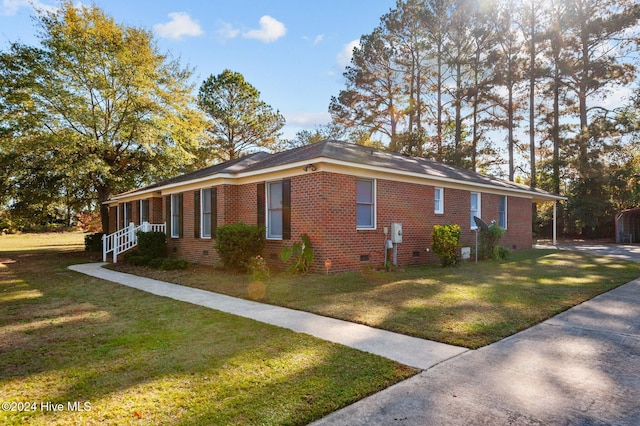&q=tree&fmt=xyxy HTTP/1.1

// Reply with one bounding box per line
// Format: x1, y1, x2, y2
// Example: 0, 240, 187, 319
489, 0, 527, 181
559, 0, 639, 235
197, 69, 285, 162
422, 0, 455, 161
382, 0, 430, 155
279, 123, 346, 150
0, 2, 205, 232
329, 28, 402, 147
